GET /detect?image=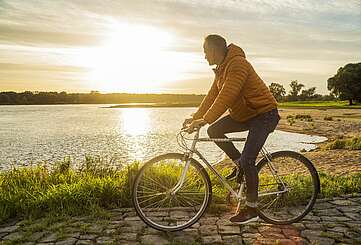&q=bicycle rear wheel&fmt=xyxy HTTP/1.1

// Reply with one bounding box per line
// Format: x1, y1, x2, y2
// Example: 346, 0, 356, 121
132, 153, 212, 232
256, 151, 320, 224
